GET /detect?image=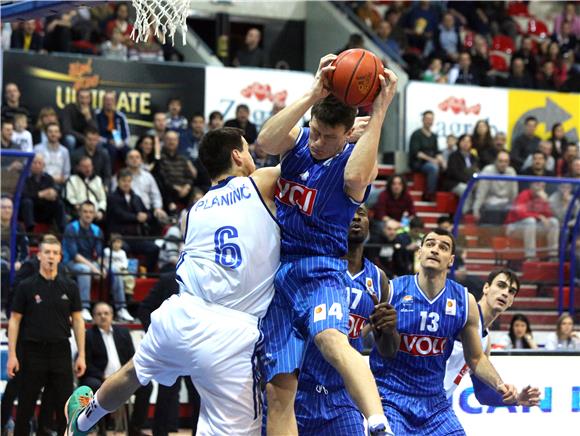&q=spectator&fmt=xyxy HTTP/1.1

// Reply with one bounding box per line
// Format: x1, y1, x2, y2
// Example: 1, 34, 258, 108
233, 27, 267, 67
100, 27, 128, 60
95, 91, 130, 165
367, 218, 410, 278
372, 174, 416, 228
43, 11, 74, 53
156, 213, 184, 273
135, 134, 160, 173
1, 120, 17, 149
11, 113, 33, 152
179, 113, 205, 162
499, 314, 538, 349
20, 154, 67, 233
403, 0, 439, 54
251, 142, 279, 170
102, 238, 135, 320
107, 169, 159, 273
505, 57, 535, 89
7, 236, 85, 436
473, 150, 518, 225
33, 122, 71, 186
437, 12, 459, 62
104, 2, 133, 43
1, 82, 30, 123
147, 111, 168, 148
443, 133, 478, 201
549, 122, 569, 159
64, 156, 107, 222
520, 150, 556, 193
409, 110, 443, 201
569, 157, 580, 178
81, 302, 150, 436
553, 20, 577, 55
71, 126, 112, 190
493, 131, 507, 151
422, 57, 445, 83
448, 51, 481, 85
10, 20, 43, 52
543, 41, 568, 88
1, 196, 28, 278
375, 20, 403, 64
470, 34, 491, 85
224, 104, 258, 145
472, 120, 495, 168
521, 141, 555, 173
545, 313, 580, 350
62, 200, 105, 321
114, 149, 168, 227
549, 183, 579, 226
535, 60, 559, 91
32, 106, 59, 145
511, 116, 541, 173
556, 143, 579, 177
513, 36, 539, 78
441, 133, 457, 166
166, 97, 188, 132
356, 1, 381, 29
385, 8, 408, 54
208, 110, 224, 131
505, 182, 559, 260
396, 216, 424, 274
61, 89, 97, 150
128, 29, 164, 62
553, 2, 580, 37
155, 130, 195, 213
